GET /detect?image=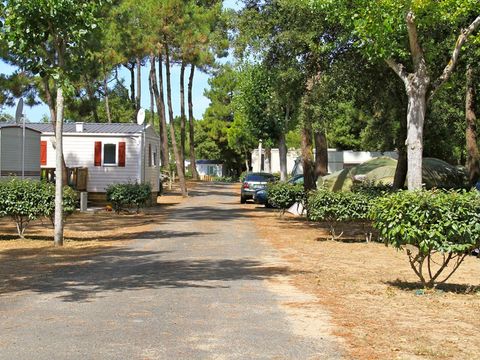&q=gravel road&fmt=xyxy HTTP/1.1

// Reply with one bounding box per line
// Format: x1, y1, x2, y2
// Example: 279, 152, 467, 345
0, 183, 344, 359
